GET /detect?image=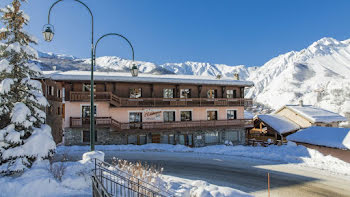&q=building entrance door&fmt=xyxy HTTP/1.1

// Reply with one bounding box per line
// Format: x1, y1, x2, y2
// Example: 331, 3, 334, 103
152, 134, 161, 143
